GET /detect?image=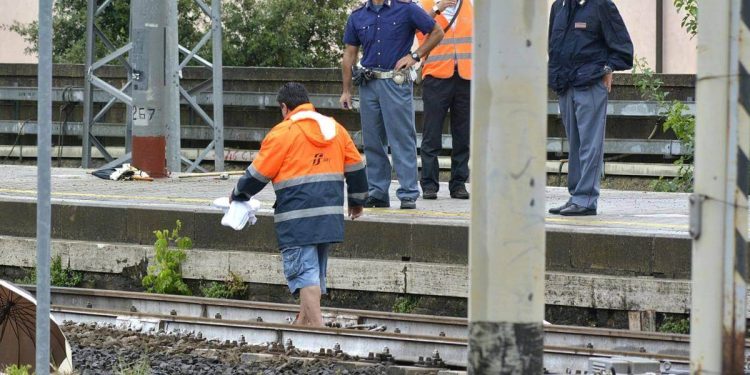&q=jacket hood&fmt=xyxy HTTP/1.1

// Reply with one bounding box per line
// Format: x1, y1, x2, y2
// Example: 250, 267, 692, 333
287, 103, 337, 147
